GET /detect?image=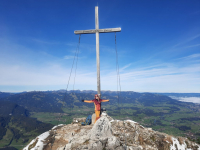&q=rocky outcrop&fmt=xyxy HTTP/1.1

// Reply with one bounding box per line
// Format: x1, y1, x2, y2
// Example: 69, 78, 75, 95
23, 112, 200, 150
